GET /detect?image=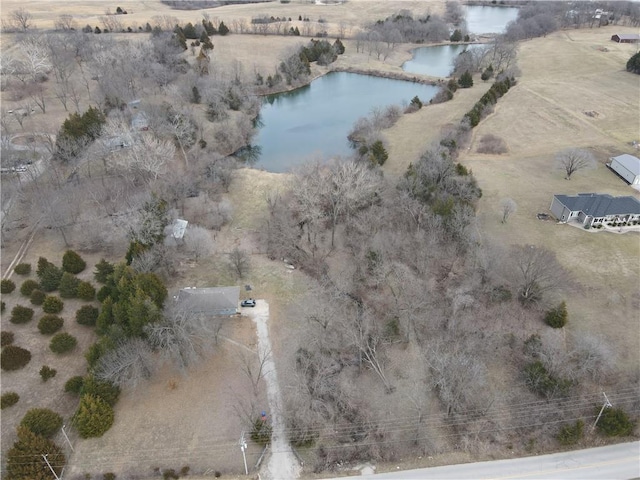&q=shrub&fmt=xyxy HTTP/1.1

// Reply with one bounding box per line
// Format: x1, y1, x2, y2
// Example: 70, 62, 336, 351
1, 279, 16, 293
81, 376, 121, 406
30, 289, 46, 305
1, 330, 15, 346
250, 416, 272, 445
523, 360, 571, 399
597, 407, 635, 437
20, 408, 63, 437
97, 285, 113, 302
1, 301, 4, 312
62, 249, 87, 274
14, 263, 31, 275
77, 281, 96, 301
40, 365, 57, 381
458, 70, 473, 88
163, 469, 179, 480
477, 134, 508, 154
43, 296, 64, 314
38, 315, 64, 334
2, 391, 20, 409
76, 305, 99, 326
59, 272, 80, 298
40, 266, 64, 292
1, 345, 31, 370
73, 394, 115, 438
545, 301, 568, 328
10, 305, 34, 324
627, 51, 640, 74
65, 376, 85, 395
6, 426, 66, 479
104, 473, 117, 480
556, 420, 584, 445
94, 259, 115, 283
20, 279, 40, 296
50, 333, 77, 354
